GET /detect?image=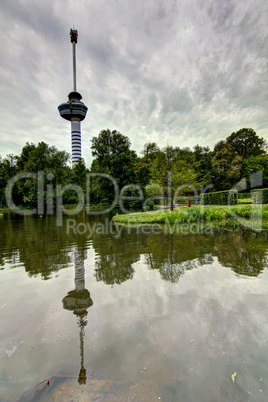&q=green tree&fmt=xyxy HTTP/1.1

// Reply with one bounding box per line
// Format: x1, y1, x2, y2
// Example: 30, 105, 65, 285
212, 128, 267, 190
150, 146, 198, 210
71, 158, 88, 190
212, 141, 242, 190
0, 155, 18, 207
241, 155, 268, 189
227, 128, 267, 162
11, 142, 70, 208
17, 142, 70, 180
142, 142, 161, 161
193, 145, 212, 186
134, 142, 161, 188
90, 129, 138, 203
